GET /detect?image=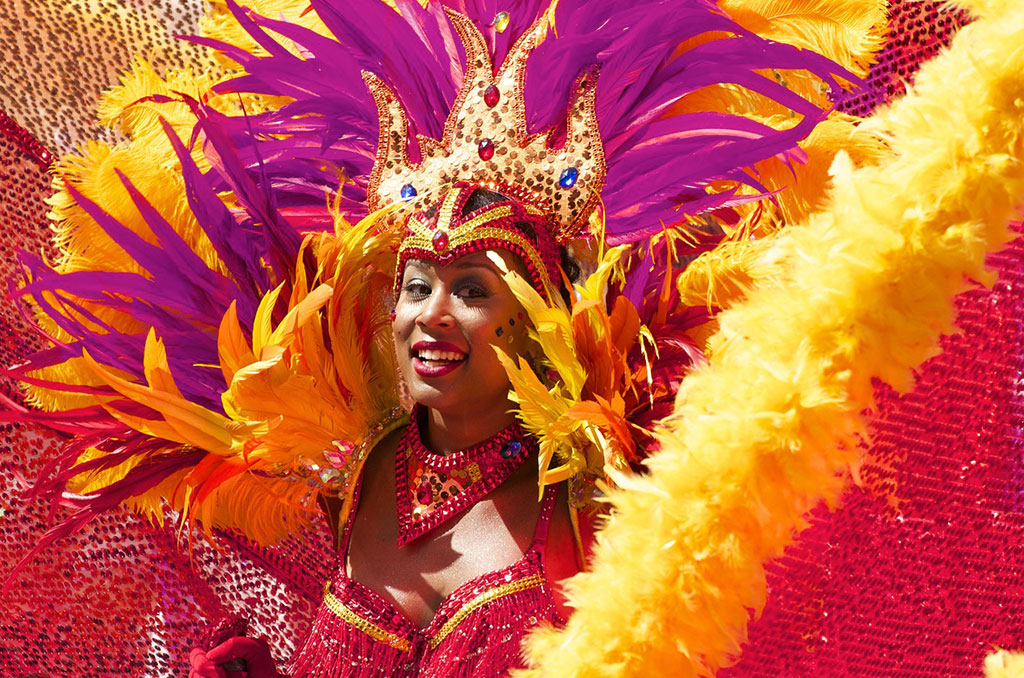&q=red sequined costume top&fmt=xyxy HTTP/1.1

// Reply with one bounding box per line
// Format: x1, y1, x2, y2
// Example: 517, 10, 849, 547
288, 482, 562, 677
